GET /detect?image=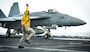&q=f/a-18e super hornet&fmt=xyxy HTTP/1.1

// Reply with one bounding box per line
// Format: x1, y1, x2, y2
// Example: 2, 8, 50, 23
0, 2, 86, 38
